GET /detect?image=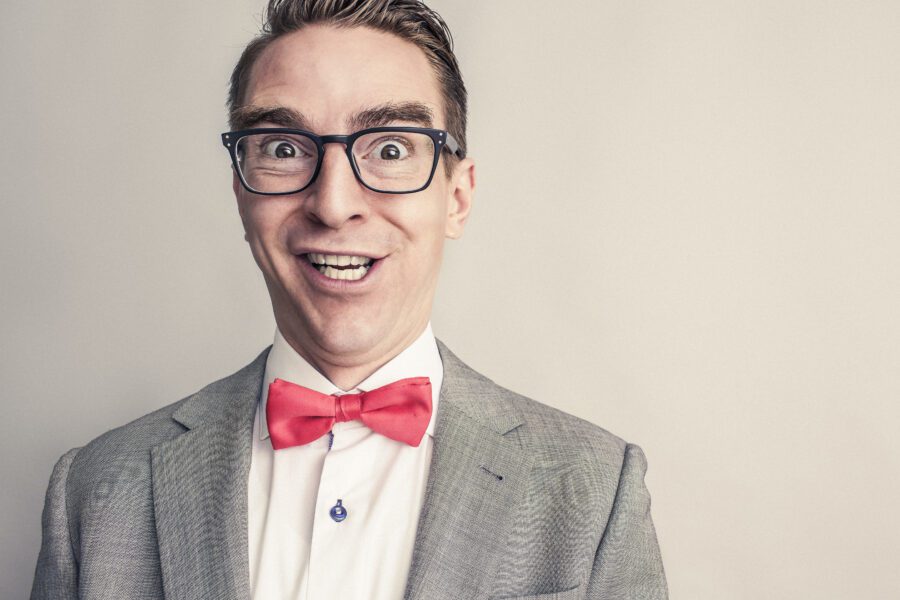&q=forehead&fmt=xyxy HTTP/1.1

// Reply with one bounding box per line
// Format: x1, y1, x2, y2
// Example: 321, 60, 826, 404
245, 25, 445, 131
